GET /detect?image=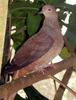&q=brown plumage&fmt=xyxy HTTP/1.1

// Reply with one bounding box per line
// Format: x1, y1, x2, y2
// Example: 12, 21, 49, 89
5, 5, 64, 74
